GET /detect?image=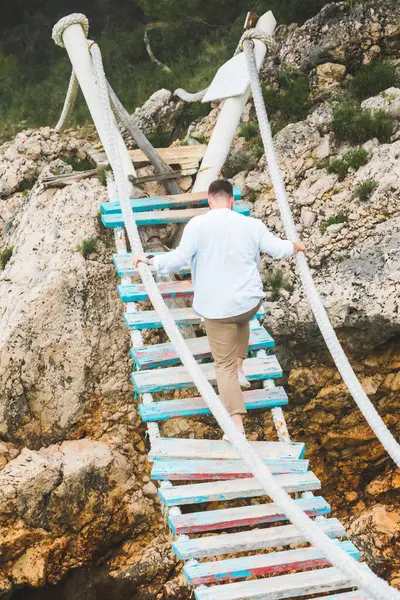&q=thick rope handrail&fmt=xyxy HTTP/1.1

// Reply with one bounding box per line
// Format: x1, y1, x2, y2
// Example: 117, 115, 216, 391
89, 37, 399, 600
242, 37, 400, 469
55, 71, 79, 132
